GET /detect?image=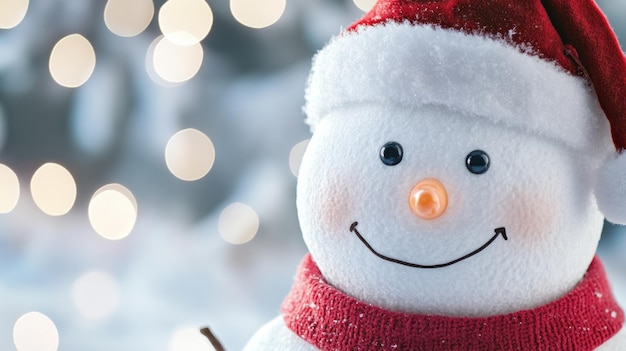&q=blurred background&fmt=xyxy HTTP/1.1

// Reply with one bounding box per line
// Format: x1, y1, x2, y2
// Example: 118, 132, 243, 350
0, 0, 624, 350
